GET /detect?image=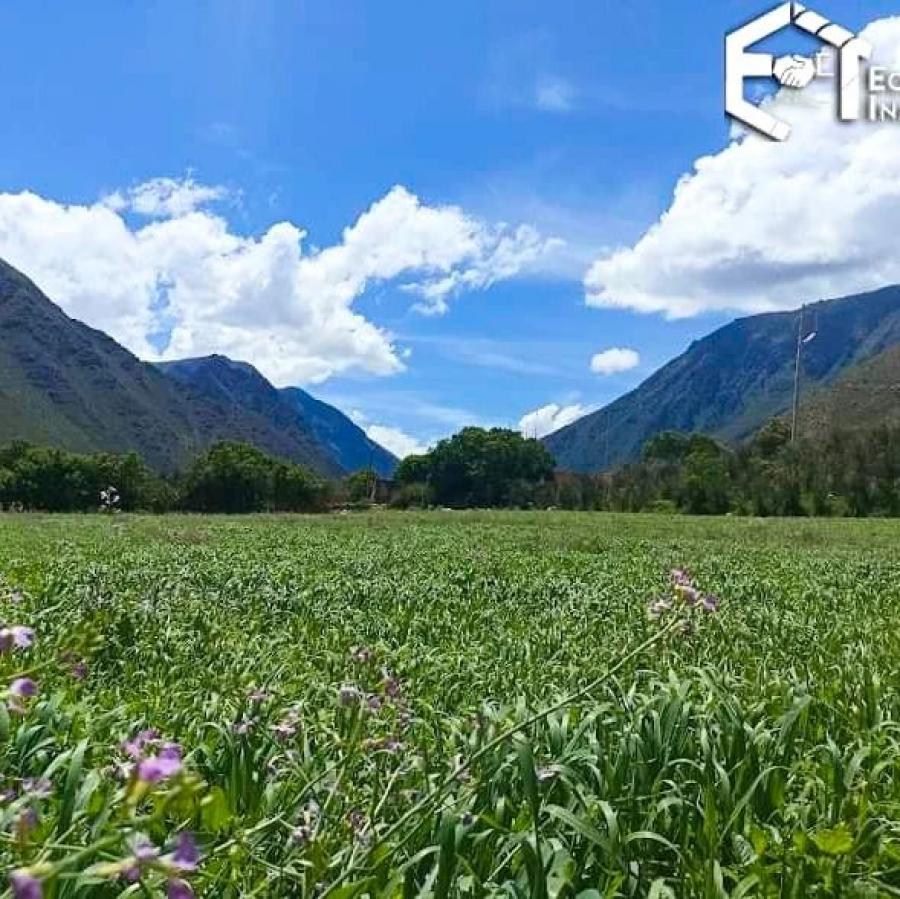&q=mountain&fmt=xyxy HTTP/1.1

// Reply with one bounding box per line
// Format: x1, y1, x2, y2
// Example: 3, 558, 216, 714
544, 286, 900, 472
153, 355, 340, 476
0, 257, 209, 471
158, 357, 398, 477
0, 257, 393, 475
280, 388, 397, 478
797, 343, 900, 437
